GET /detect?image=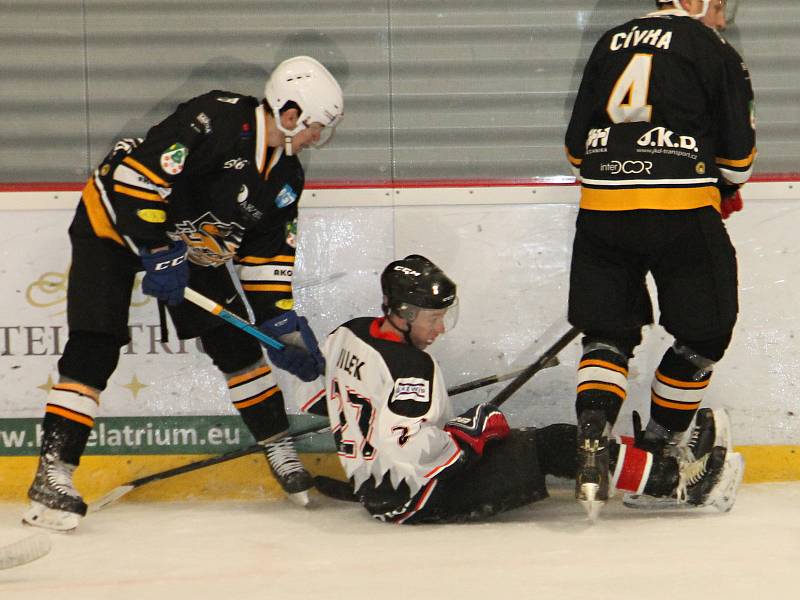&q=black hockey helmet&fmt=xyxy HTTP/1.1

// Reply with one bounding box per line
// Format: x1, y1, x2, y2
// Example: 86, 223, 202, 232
381, 255, 457, 319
